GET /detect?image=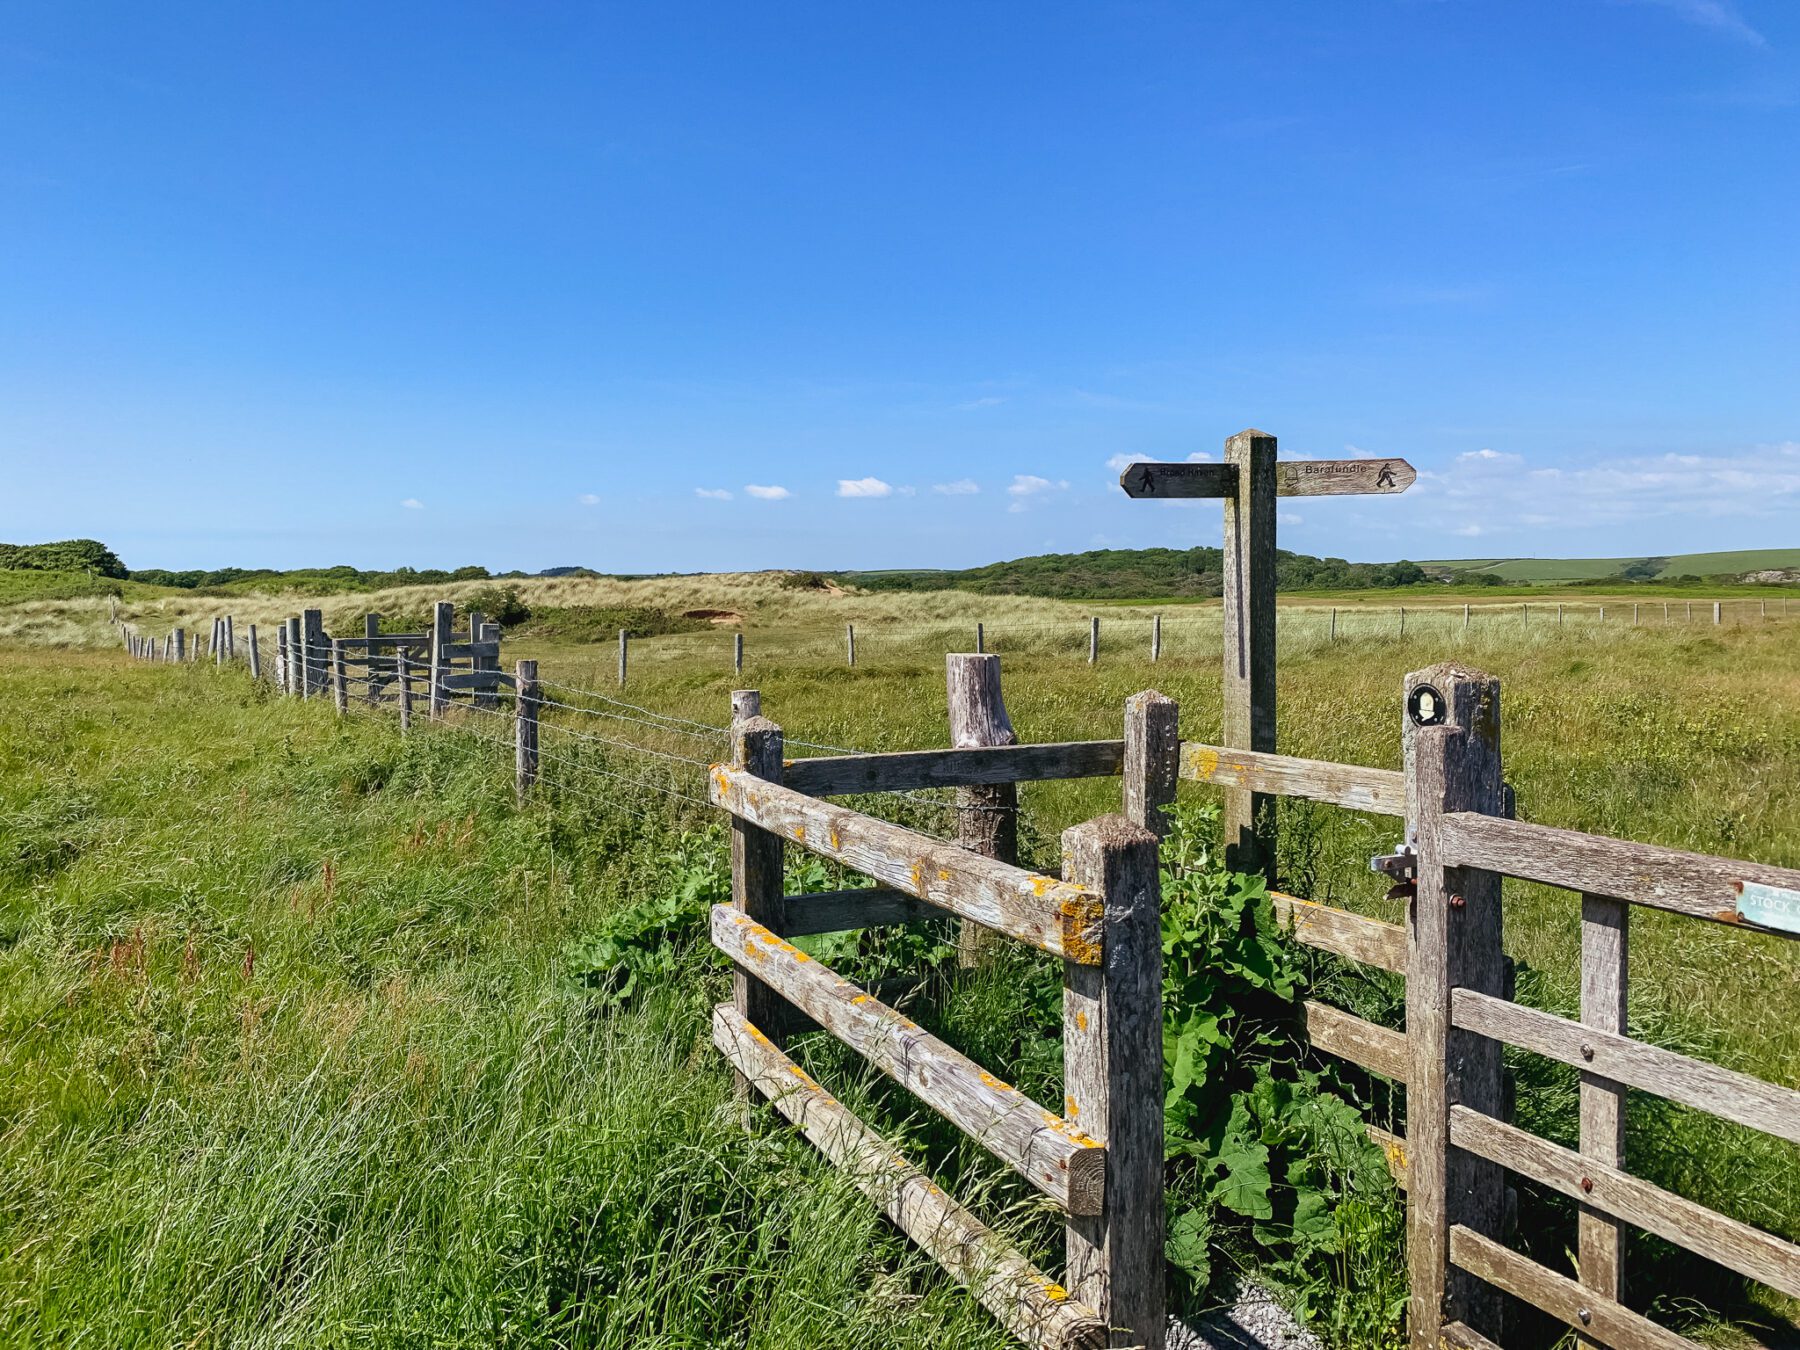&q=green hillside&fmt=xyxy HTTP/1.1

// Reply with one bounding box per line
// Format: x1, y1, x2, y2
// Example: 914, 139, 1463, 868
1426, 549, 1800, 584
